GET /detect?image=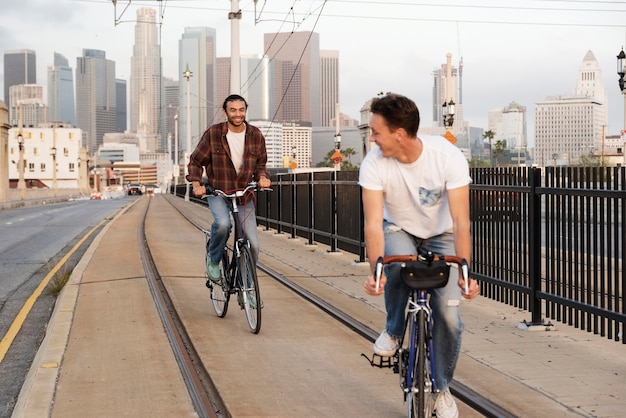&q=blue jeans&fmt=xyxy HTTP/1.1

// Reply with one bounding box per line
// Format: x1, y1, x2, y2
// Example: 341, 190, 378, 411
382, 221, 463, 391
206, 195, 260, 265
